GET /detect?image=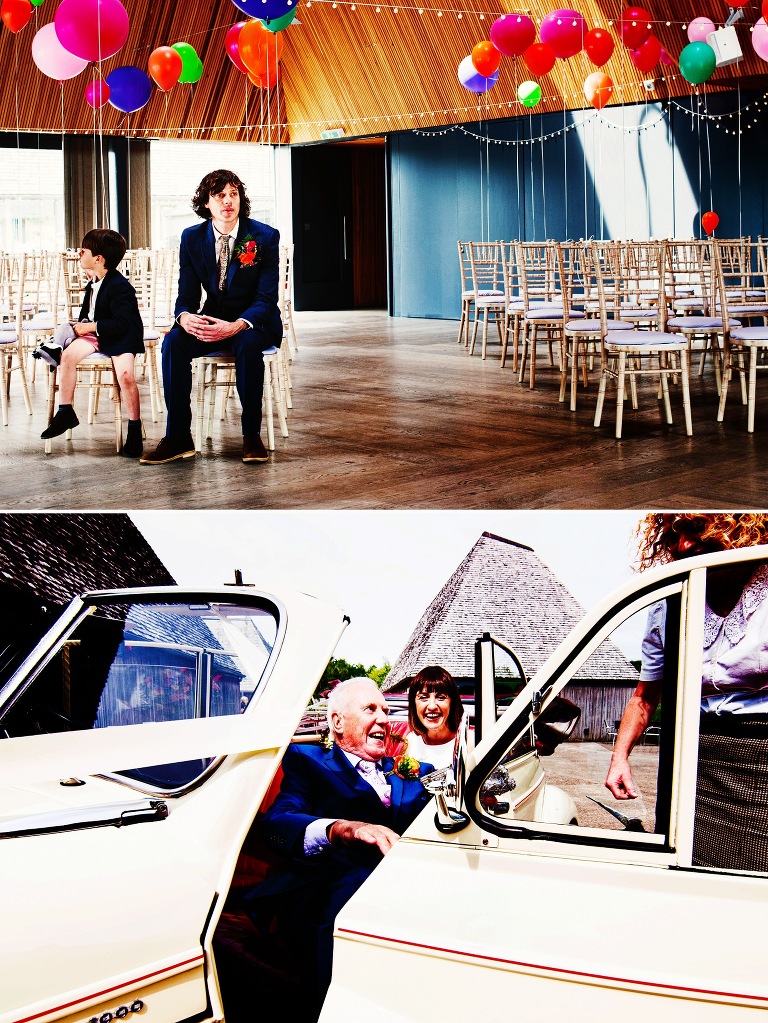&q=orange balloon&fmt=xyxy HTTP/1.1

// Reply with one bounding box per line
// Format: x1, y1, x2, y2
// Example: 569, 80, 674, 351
148, 46, 183, 91
248, 65, 280, 88
472, 40, 501, 77
583, 71, 613, 109
238, 19, 270, 76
